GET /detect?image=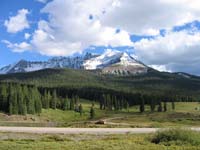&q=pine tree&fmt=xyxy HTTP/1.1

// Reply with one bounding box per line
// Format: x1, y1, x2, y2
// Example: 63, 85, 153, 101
46, 90, 51, 109
102, 94, 106, 110
150, 98, 155, 112
90, 106, 95, 119
34, 87, 42, 114
0, 84, 8, 112
140, 95, 145, 113
17, 85, 24, 115
79, 104, 83, 116
12, 89, 18, 114
27, 87, 35, 114
113, 96, 118, 111
99, 95, 104, 110
107, 94, 112, 110
8, 84, 14, 115
51, 89, 57, 109
127, 101, 130, 112
43, 89, 50, 109
70, 97, 75, 110
63, 96, 69, 110
172, 101, 175, 110
157, 102, 162, 112
164, 102, 167, 112
23, 85, 29, 115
